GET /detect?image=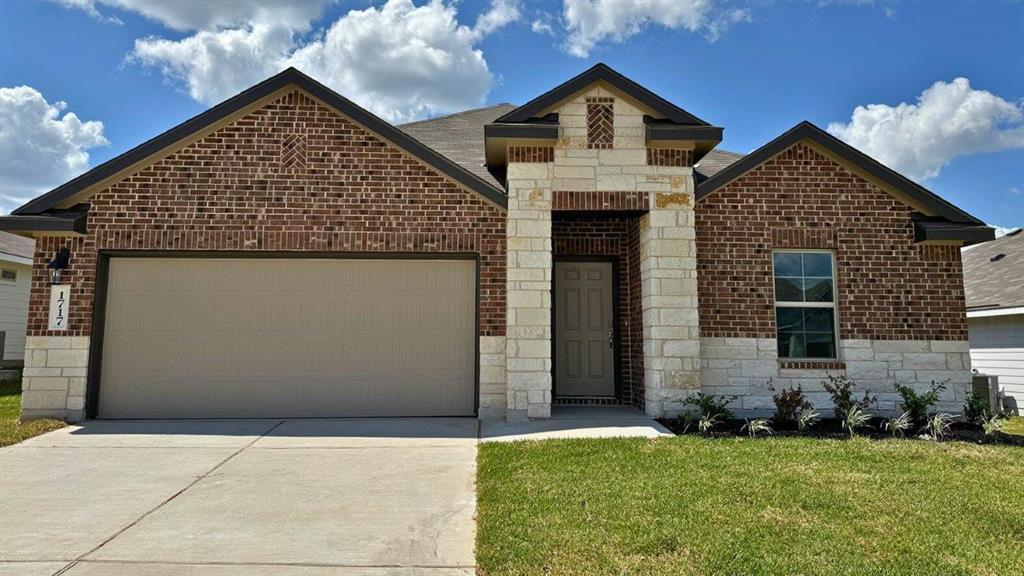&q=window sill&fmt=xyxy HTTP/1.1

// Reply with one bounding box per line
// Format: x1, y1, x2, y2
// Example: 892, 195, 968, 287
778, 359, 846, 370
